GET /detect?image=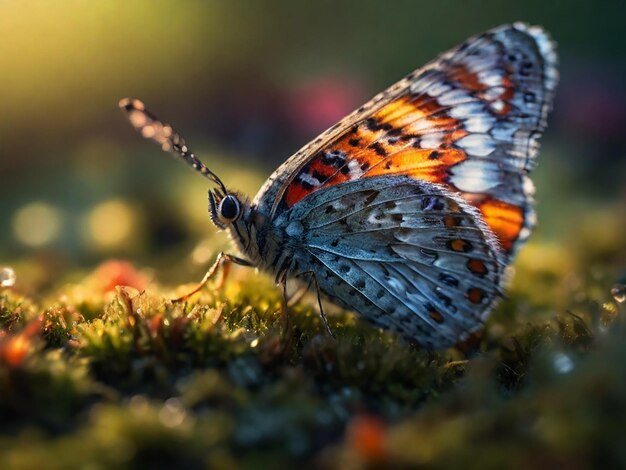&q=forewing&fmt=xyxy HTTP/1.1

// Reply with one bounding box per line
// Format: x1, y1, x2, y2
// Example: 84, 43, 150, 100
279, 176, 504, 348
255, 23, 557, 259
